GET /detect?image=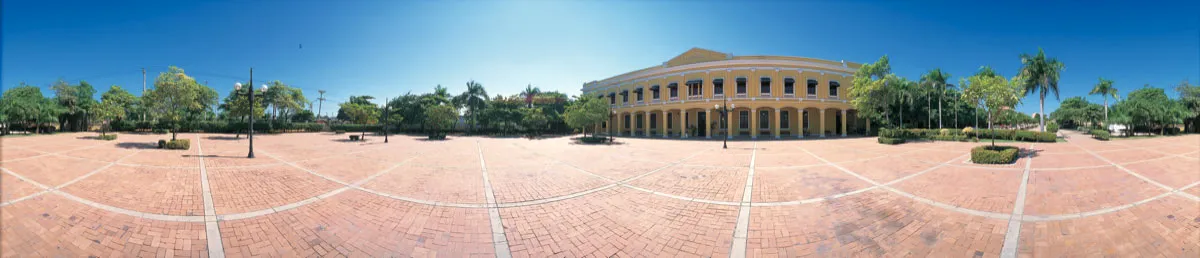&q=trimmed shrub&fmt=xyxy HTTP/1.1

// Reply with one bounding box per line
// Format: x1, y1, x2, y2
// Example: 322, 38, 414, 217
164, 139, 190, 150
335, 130, 346, 134
349, 135, 361, 141
1091, 129, 1111, 140
1036, 132, 1057, 142
939, 128, 950, 136
428, 132, 447, 140
1046, 123, 1059, 133
152, 128, 168, 134
158, 139, 168, 148
971, 145, 1020, 164
962, 127, 974, 135
578, 136, 607, 144
98, 134, 118, 141
877, 137, 905, 145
